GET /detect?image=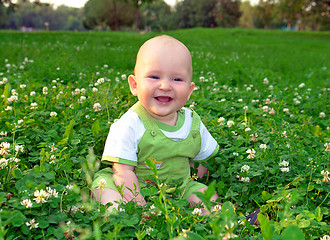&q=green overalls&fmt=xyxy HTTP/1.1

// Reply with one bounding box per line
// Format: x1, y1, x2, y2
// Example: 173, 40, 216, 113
92, 102, 207, 199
